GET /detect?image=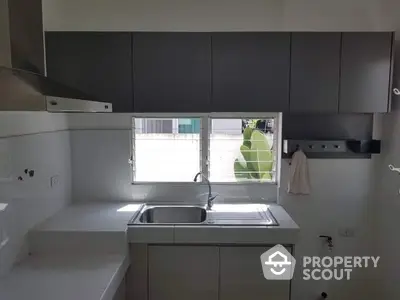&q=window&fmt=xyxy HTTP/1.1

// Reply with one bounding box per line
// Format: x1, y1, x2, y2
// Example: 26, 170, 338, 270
132, 115, 279, 183
209, 118, 277, 183
132, 118, 201, 182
